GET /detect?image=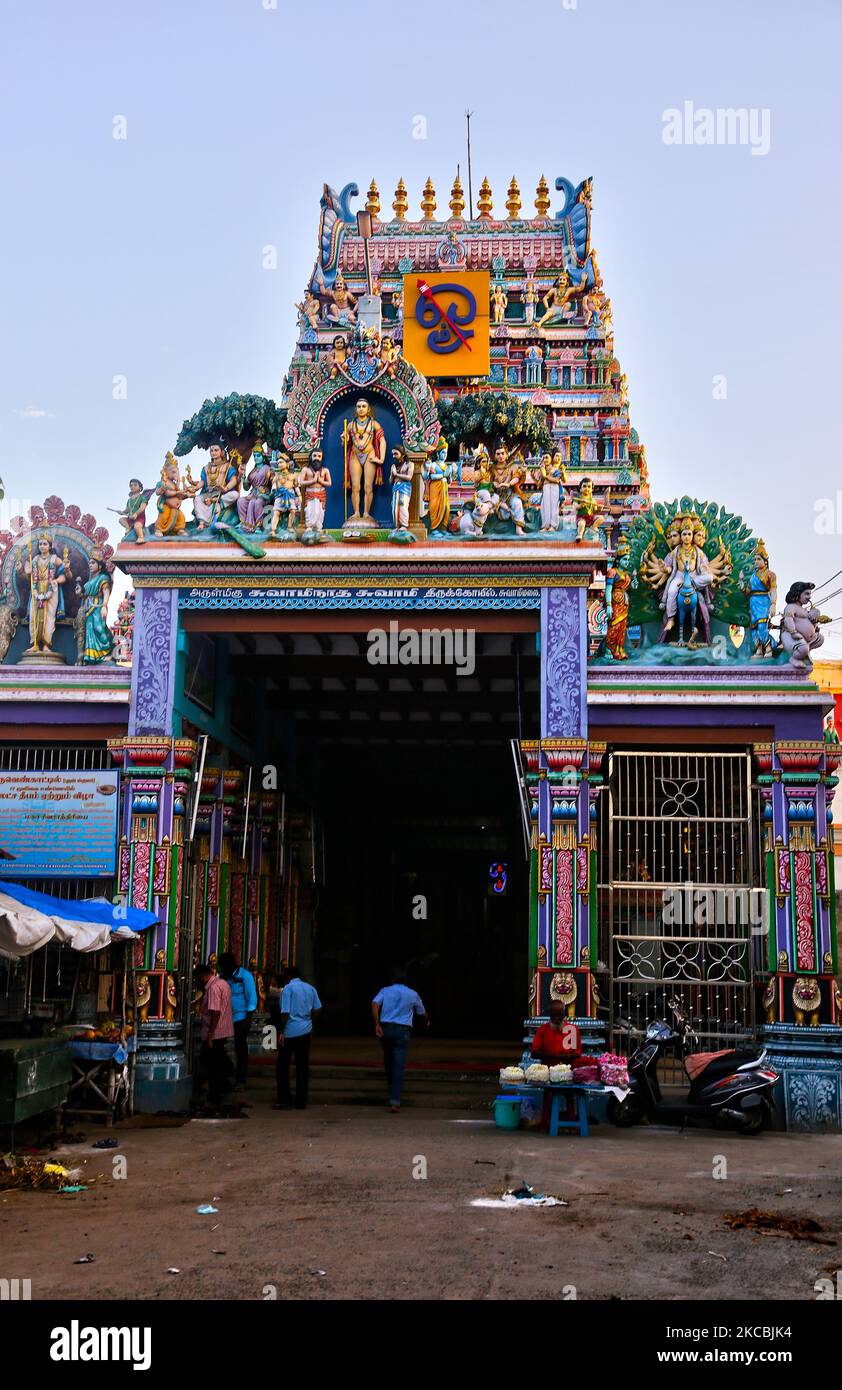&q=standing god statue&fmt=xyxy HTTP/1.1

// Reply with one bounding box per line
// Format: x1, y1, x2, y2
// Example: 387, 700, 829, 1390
343, 398, 386, 526
389, 447, 414, 536
19, 535, 66, 657
299, 450, 332, 539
